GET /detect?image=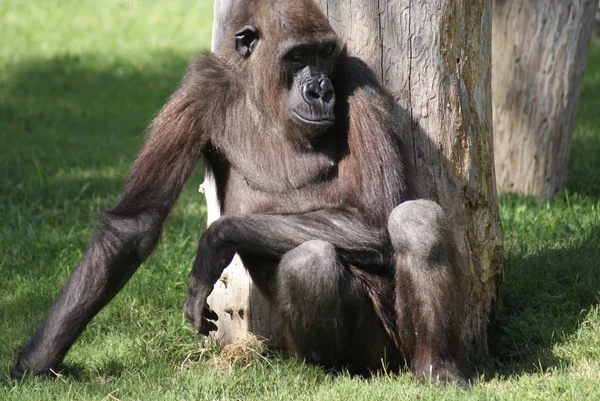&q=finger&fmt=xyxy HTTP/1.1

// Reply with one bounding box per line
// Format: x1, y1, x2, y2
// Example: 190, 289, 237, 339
203, 305, 219, 321
198, 319, 218, 336
193, 299, 206, 333
193, 315, 204, 334
194, 321, 203, 335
